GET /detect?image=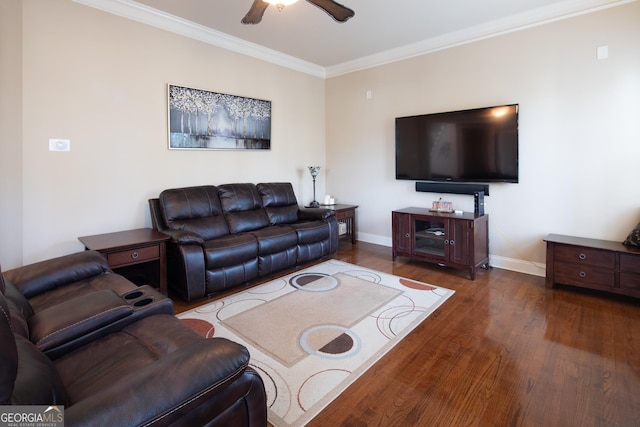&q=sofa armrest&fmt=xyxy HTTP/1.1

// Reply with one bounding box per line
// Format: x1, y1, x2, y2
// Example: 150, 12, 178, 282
162, 229, 205, 245
28, 290, 133, 352
65, 338, 255, 427
3, 251, 111, 299
299, 207, 335, 220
